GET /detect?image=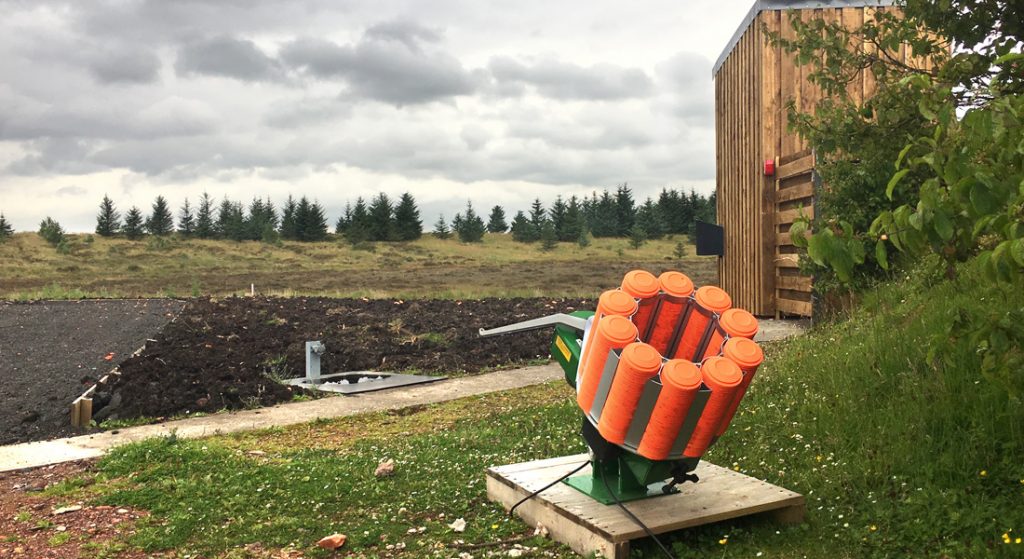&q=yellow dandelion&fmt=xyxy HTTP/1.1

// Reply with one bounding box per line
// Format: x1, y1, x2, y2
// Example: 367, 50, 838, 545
718, 538, 728, 545
869, 525, 877, 532
1003, 532, 1011, 543
491, 524, 499, 530
980, 470, 987, 477
1017, 537, 1022, 544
